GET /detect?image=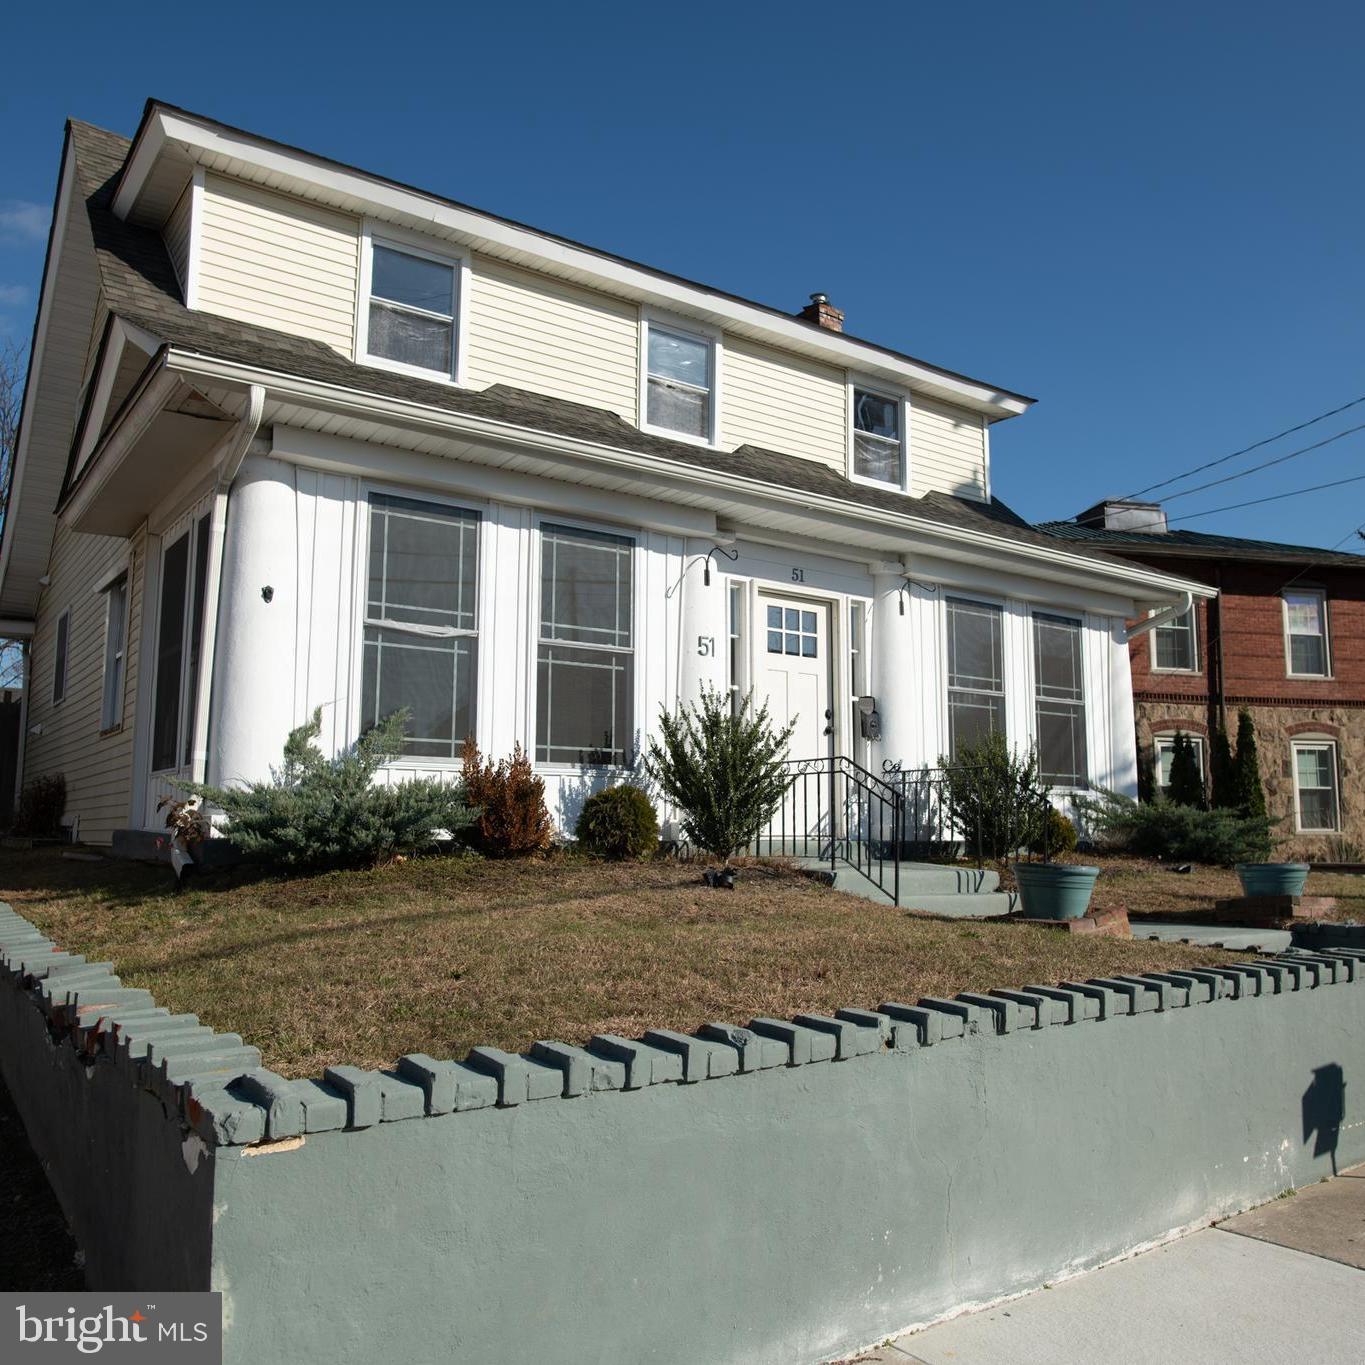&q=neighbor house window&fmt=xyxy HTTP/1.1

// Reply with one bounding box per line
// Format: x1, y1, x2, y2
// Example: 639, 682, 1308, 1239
1153, 606, 1198, 672
537, 523, 634, 765
51, 609, 70, 705
1283, 589, 1329, 677
1293, 741, 1339, 832
362, 494, 480, 760
851, 387, 904, 486
1033, 613, 1088, 786
1154, 733, 1204, 798
643, 322, 715, 441
946, 597, 1004, 758
363, 238, 461, 379
100, 575, 129, 731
